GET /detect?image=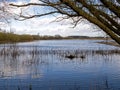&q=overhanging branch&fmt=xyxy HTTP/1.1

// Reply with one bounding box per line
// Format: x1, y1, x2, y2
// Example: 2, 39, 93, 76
16, 11, 59, 20
10, 2, 62, 7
